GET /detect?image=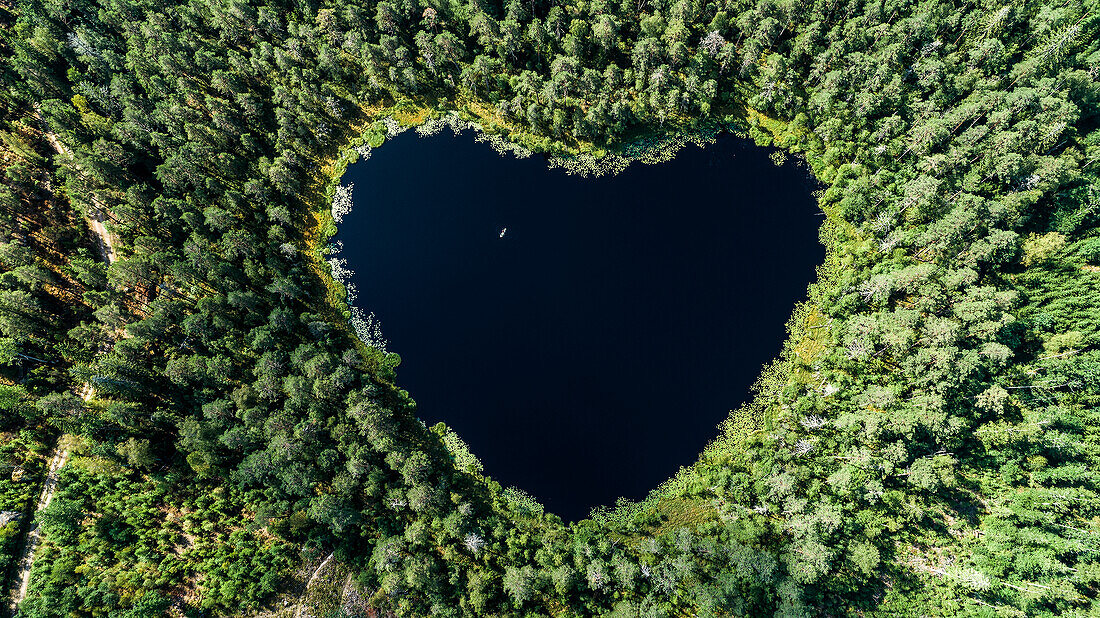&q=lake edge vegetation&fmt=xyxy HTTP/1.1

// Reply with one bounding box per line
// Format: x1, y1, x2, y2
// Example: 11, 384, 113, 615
0, 0, 1098, 615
